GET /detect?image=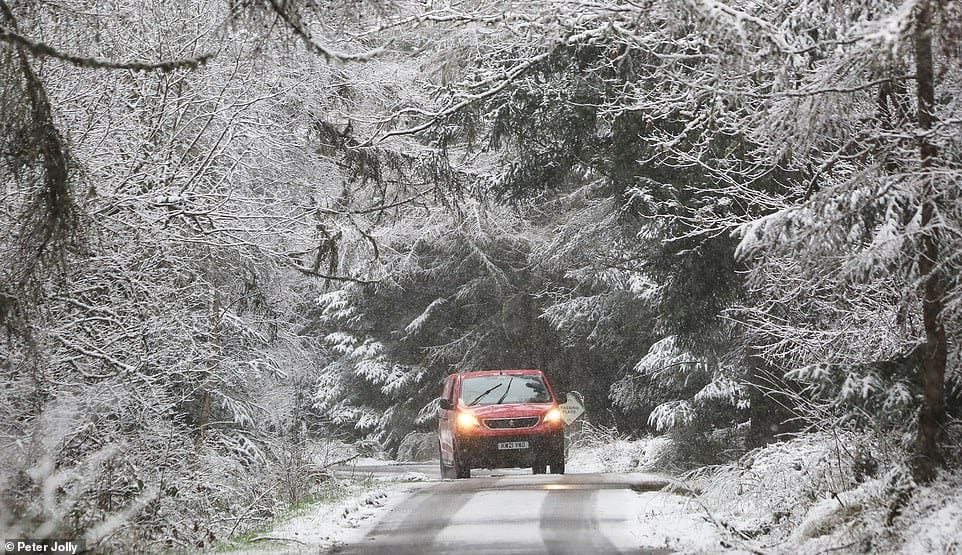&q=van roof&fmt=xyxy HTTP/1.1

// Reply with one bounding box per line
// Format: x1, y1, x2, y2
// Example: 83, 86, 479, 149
454, 369, 545, 378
